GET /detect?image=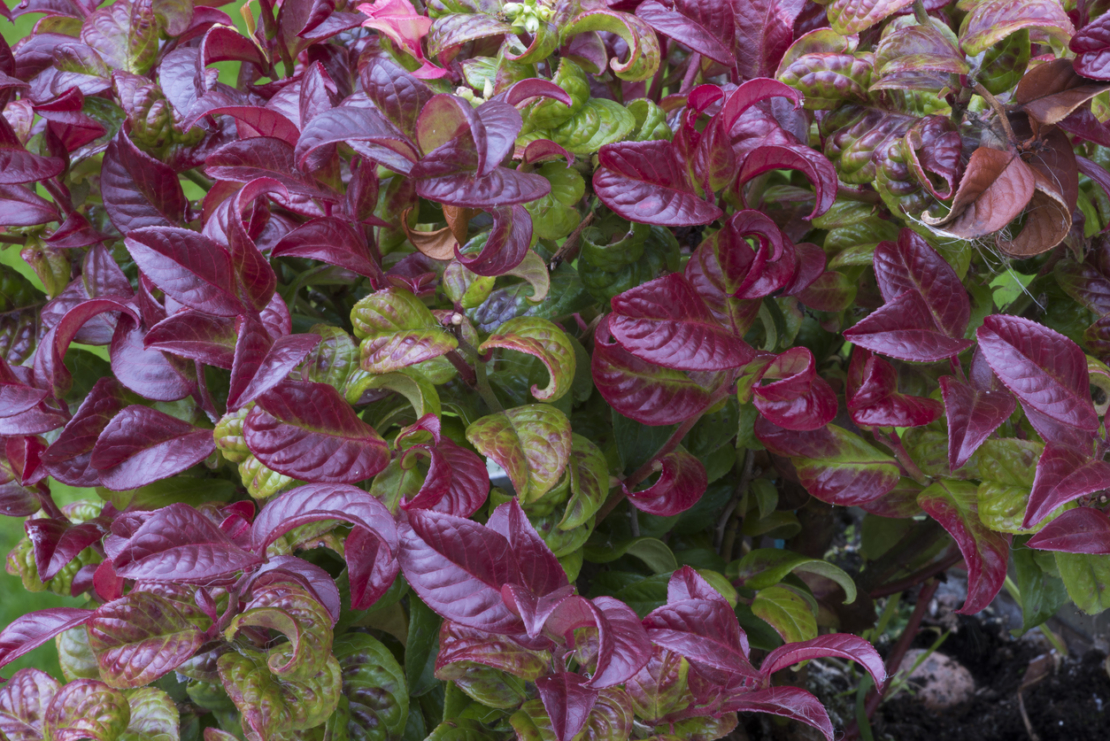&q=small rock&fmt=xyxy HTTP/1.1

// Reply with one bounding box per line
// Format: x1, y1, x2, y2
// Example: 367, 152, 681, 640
896, 649, 976, 711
